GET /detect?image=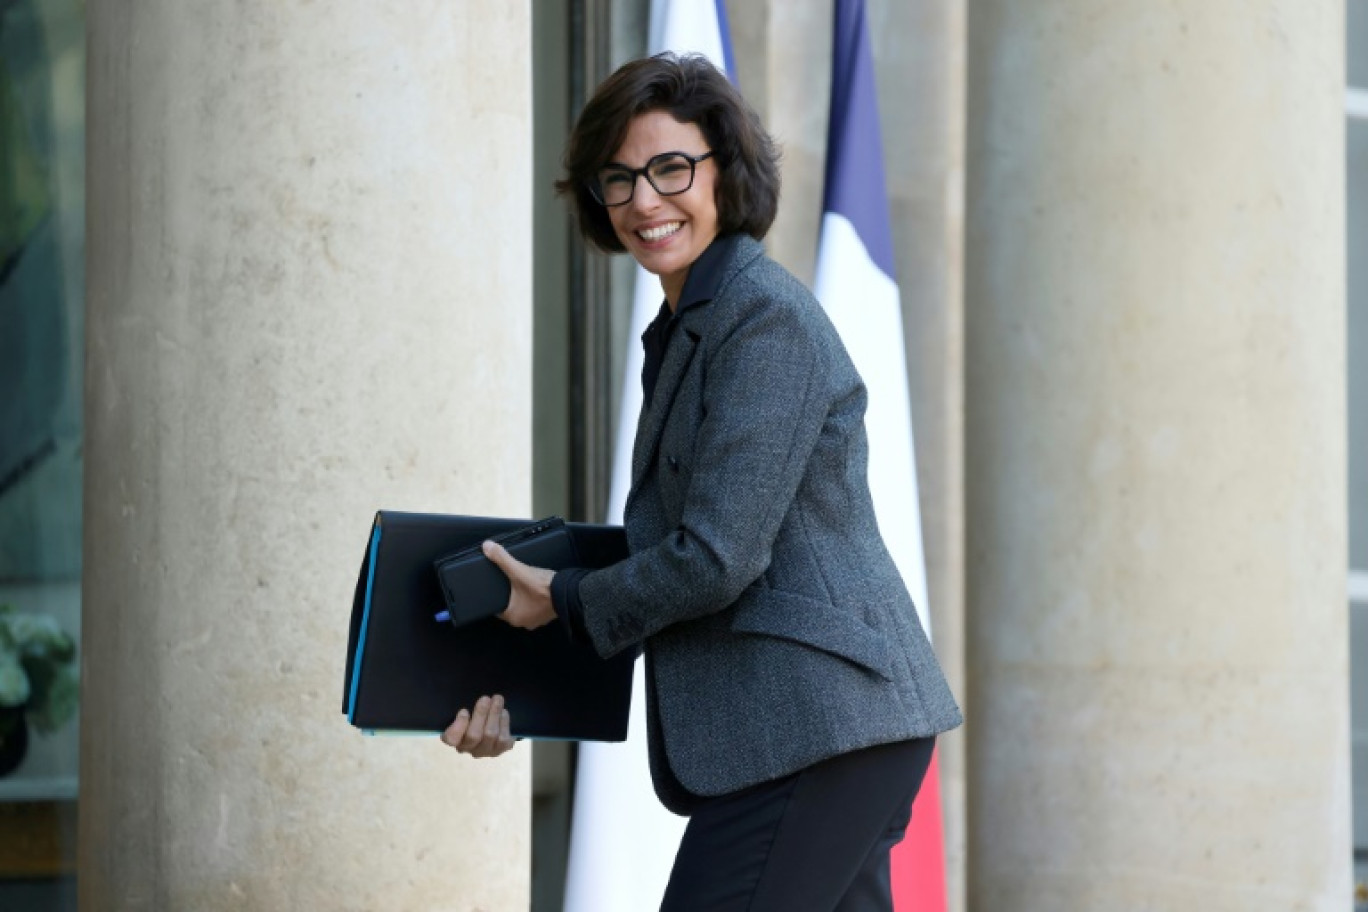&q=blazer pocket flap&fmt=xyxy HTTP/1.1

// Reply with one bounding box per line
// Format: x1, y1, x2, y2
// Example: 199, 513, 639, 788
730, 588, 894, 680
